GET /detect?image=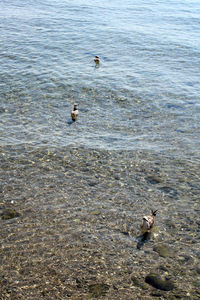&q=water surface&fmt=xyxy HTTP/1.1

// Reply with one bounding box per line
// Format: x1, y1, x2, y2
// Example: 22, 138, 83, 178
0, 0, 200, 298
